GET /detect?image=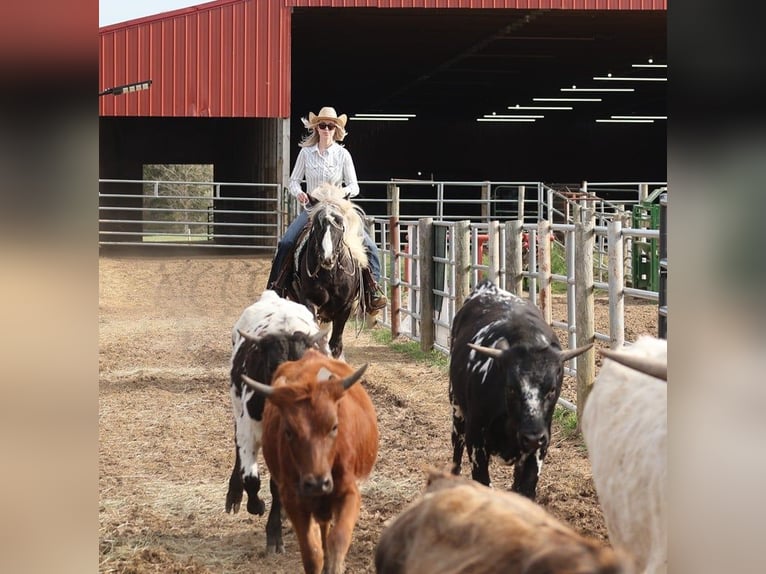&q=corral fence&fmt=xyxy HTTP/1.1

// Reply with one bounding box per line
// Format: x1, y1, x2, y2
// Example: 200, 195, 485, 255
369, 184, 668, 413
98, 177, 667, 411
